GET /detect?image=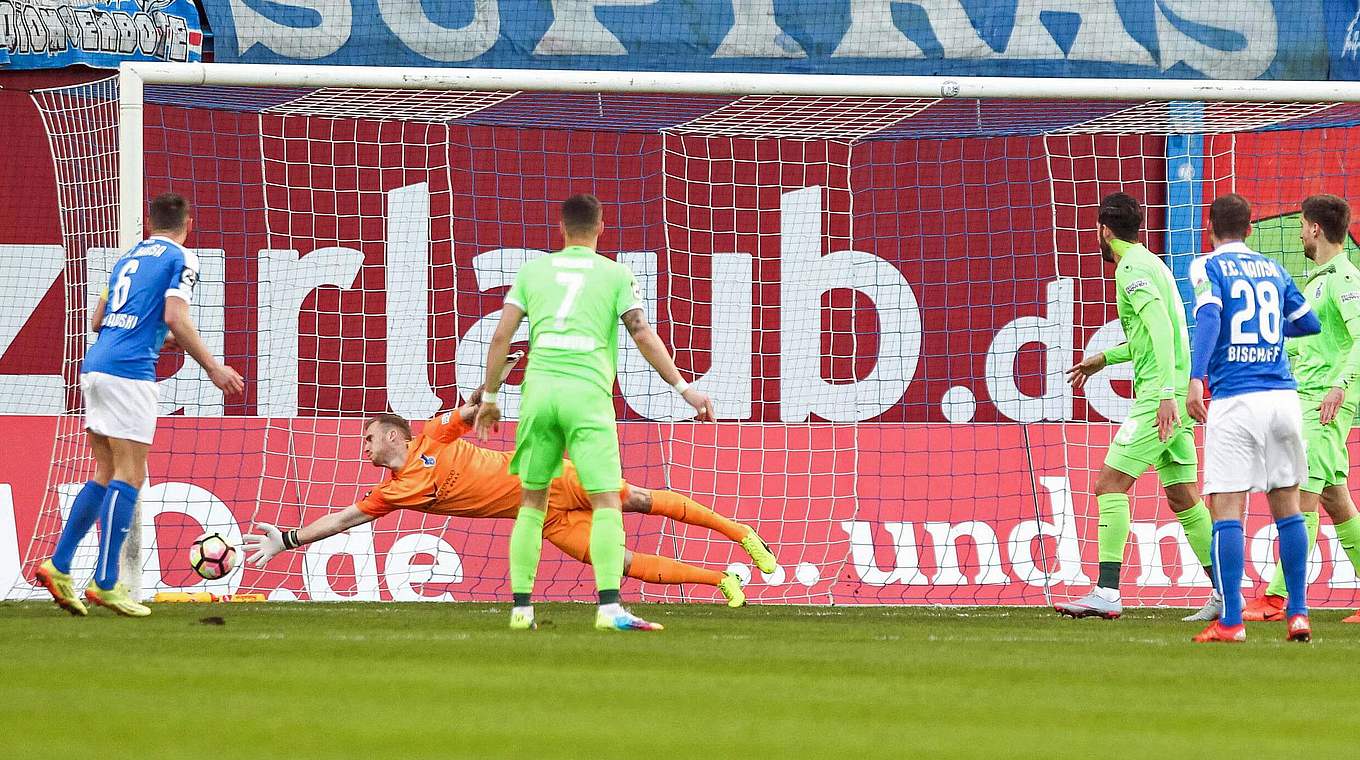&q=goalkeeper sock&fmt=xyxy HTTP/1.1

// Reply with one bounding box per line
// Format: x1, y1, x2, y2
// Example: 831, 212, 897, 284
627, 553, 723, 586
590, 507, 626, 605
1096, 493, 1130, 589
92, 480, 138, 591
51, 480, 107, 574
1213, 519, 1245, 627
1334, 516, 1360, 576
1276, 513, 1310, 617
1265, 509, 1319, 597
508, 507, 546, 604
1174, 500, 1214, 585
647, 490, 746, 542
